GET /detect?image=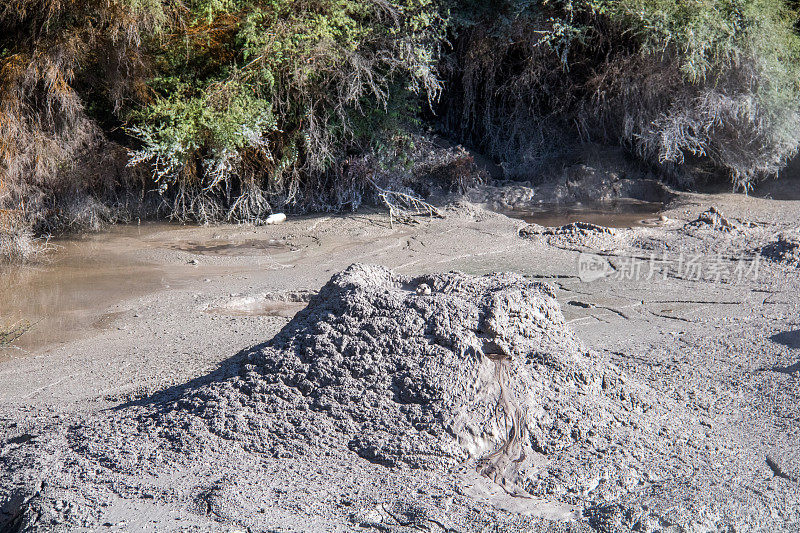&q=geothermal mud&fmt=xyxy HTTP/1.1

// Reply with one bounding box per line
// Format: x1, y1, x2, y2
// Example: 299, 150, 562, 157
3, 264, 667, 531
1, 186, 800, 532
